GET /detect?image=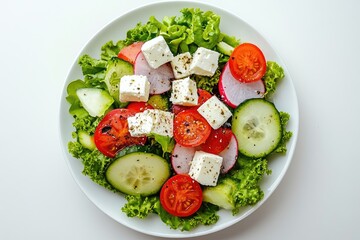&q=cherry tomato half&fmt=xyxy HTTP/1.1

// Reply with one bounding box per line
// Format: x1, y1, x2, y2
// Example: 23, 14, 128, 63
200, 127, 233, 154
173, 109, 211, 147
229, 43, 266, 83
126, 102, 154, 113
117, 42, 144, 64
160, 174, 203, 217
94, 109, 146, 158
